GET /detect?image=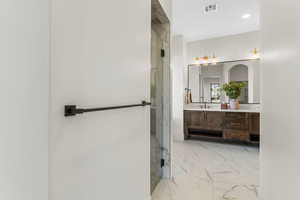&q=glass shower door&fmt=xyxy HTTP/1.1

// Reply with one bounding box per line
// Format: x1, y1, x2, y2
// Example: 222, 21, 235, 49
150, 28, 164, 193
